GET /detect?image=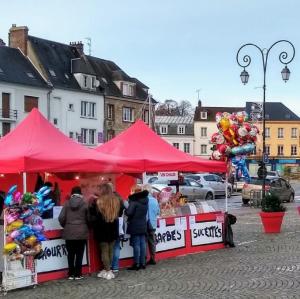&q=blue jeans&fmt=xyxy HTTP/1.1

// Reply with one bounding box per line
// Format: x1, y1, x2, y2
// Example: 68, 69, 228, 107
131, 234, 146, 266
111, 238, 121, 270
